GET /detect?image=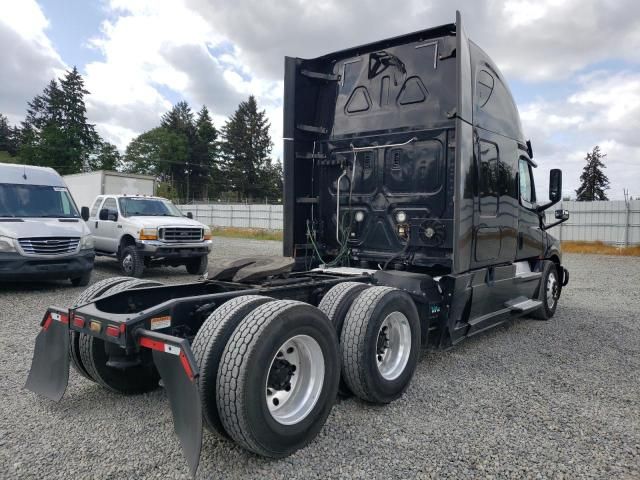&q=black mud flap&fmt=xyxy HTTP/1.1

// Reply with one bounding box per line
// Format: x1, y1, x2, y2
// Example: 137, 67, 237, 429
24, 307, 70, 401
138, 330, 202, 477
